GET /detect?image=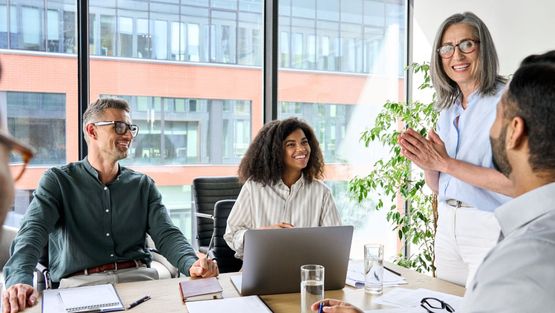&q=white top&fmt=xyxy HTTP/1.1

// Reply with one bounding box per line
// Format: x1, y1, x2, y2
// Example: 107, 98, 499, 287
462, 182, 555, 312
224, 176, 342, 258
